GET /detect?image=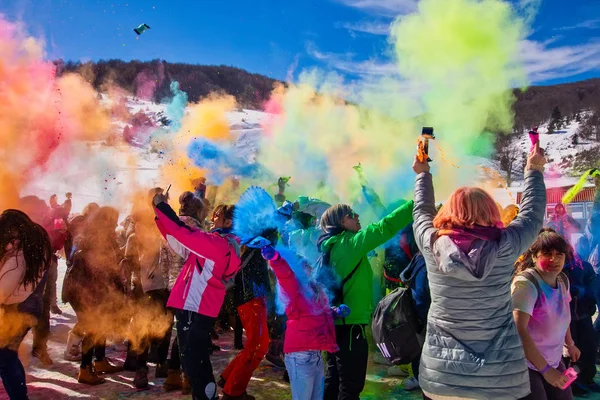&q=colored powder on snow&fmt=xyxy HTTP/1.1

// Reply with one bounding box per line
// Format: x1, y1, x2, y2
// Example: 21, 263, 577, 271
134, 62, 164, 100
166, 81, 188, 132
0, 16, 111, 211
187, 137, 263, 185
160, 95, 236, 196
